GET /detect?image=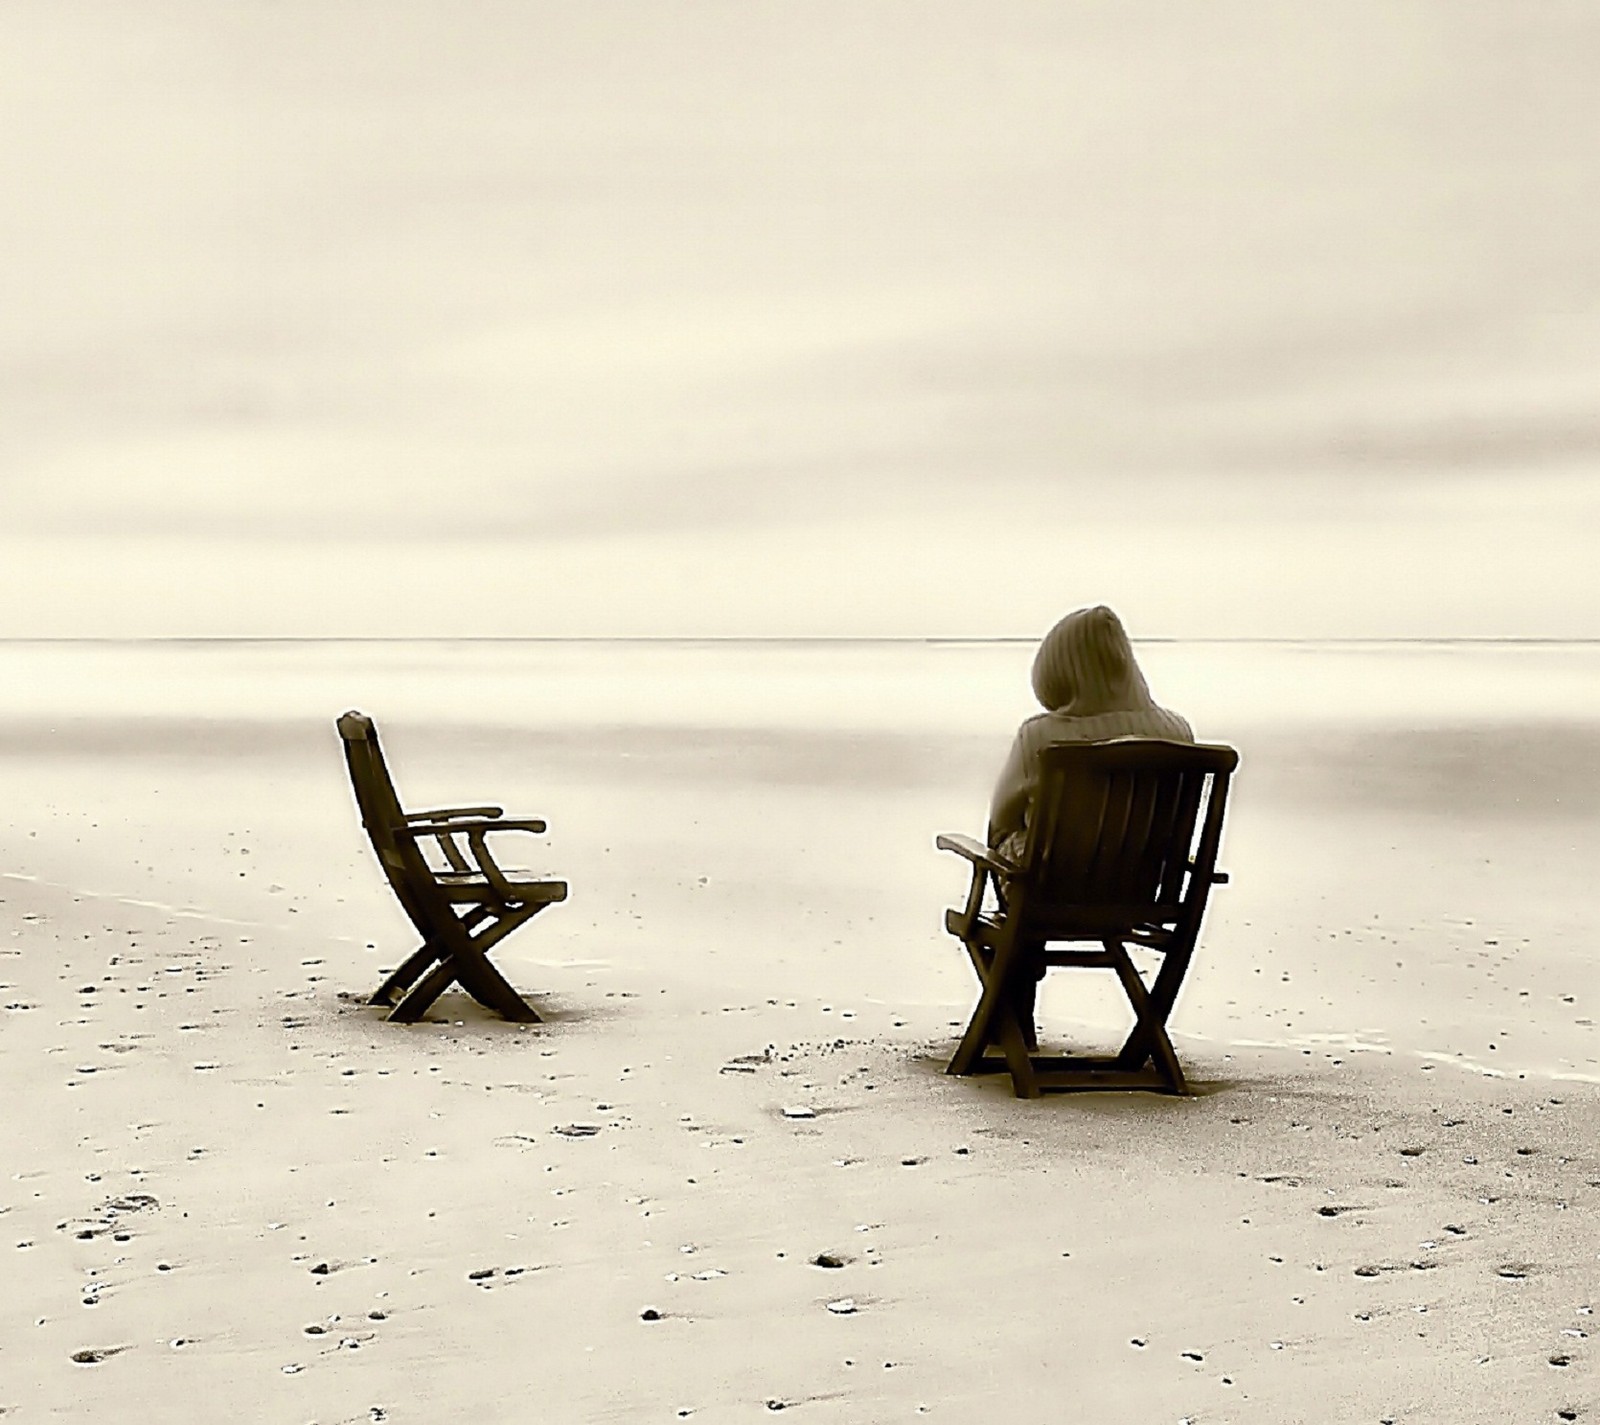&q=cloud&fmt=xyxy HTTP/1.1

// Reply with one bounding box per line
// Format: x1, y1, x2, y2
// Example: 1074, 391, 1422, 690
4, 1, 1599, 634
10, 288, 1600, 550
